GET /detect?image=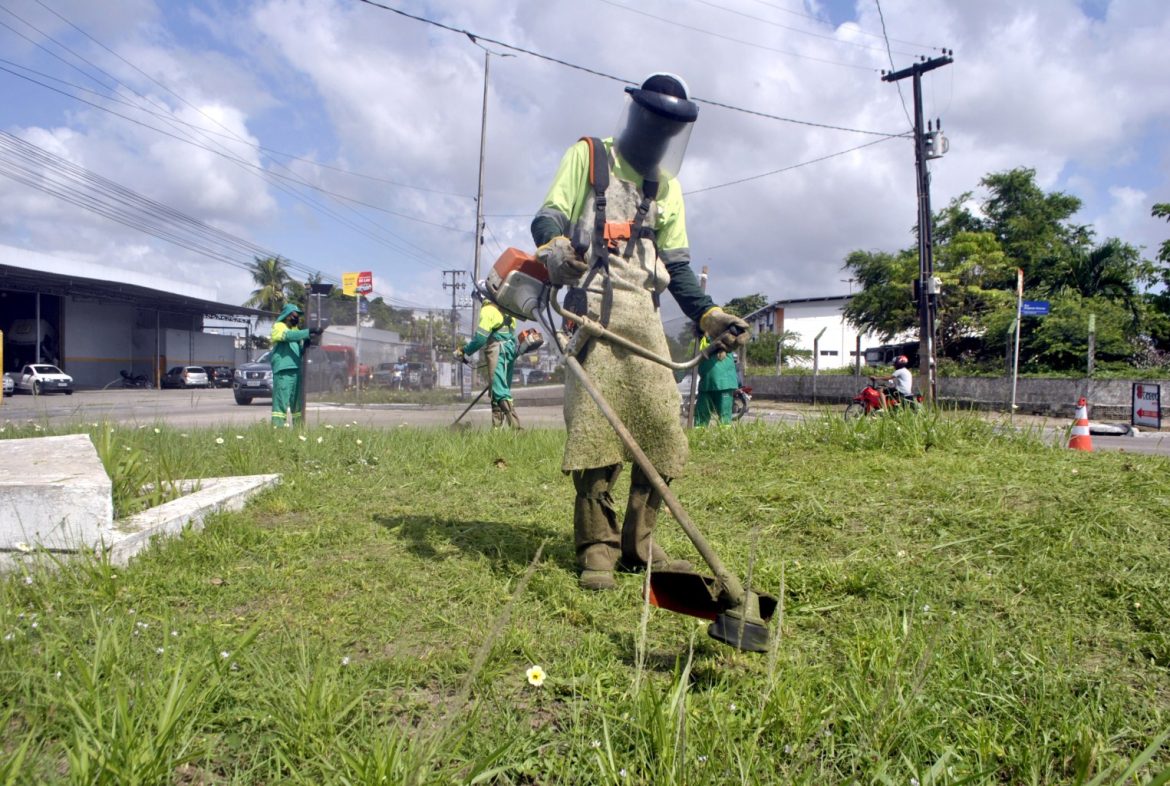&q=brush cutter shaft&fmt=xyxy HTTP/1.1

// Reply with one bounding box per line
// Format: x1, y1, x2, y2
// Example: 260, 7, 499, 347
452, 384, 491, 426
551, 287, 731, 372
563, 354, 746, 606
